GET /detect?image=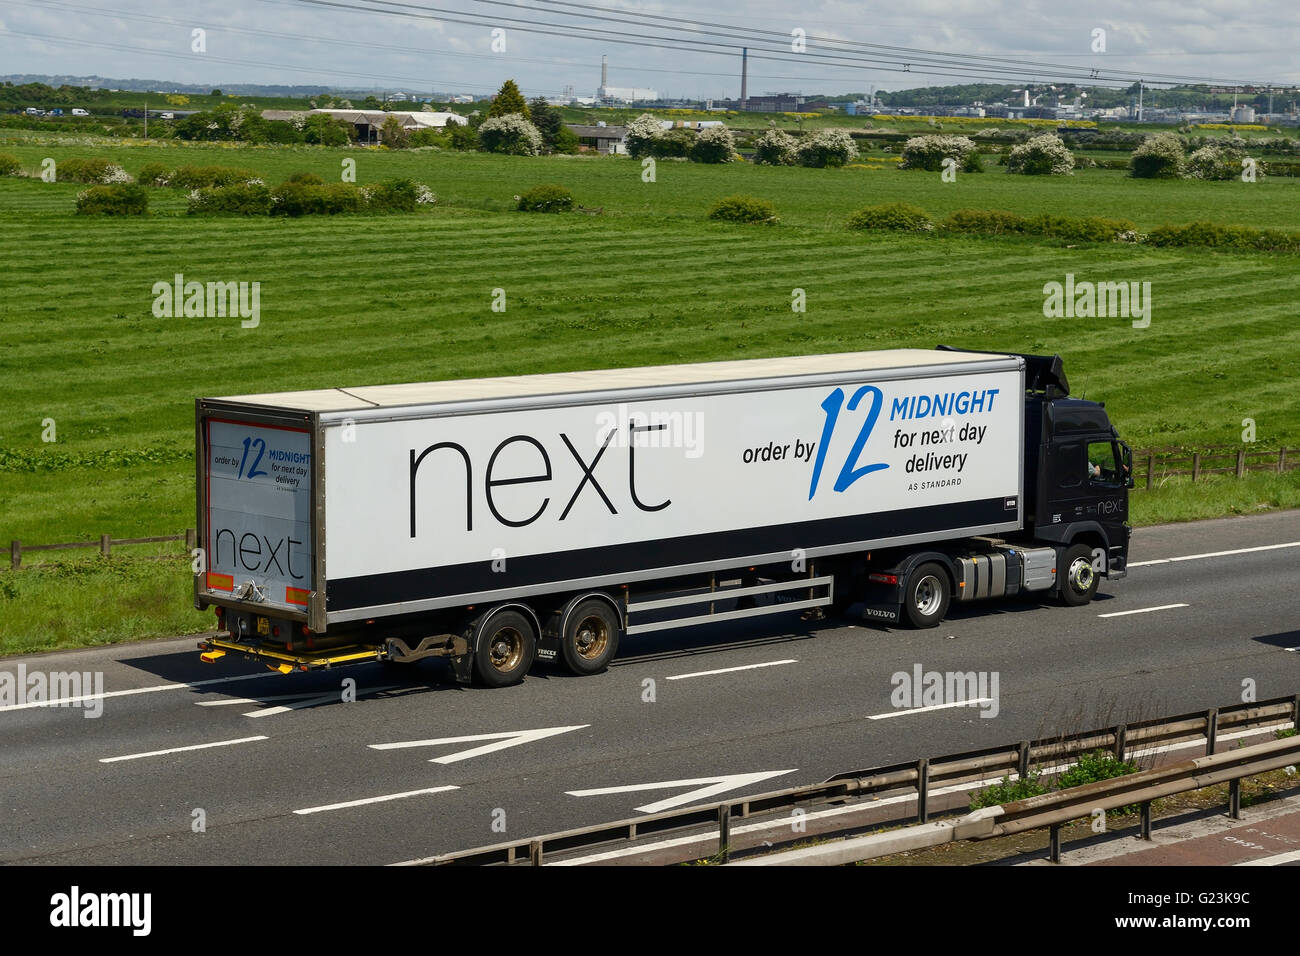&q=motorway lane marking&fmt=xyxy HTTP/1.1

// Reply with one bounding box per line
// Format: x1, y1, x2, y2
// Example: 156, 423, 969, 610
1236, 849, 1300, 866
1097, 603, 1189, 618
1129, 540, 1300, 568
567, 770, 797, 814
195, 685, 402, 717
99, 735, 267, 763
0, 671, 285, 714
866, 698, 995, 720
524, 722, 1293, 866
294, 786, 460, 815
370, 725, 590, 764
666, 660, 798, 680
